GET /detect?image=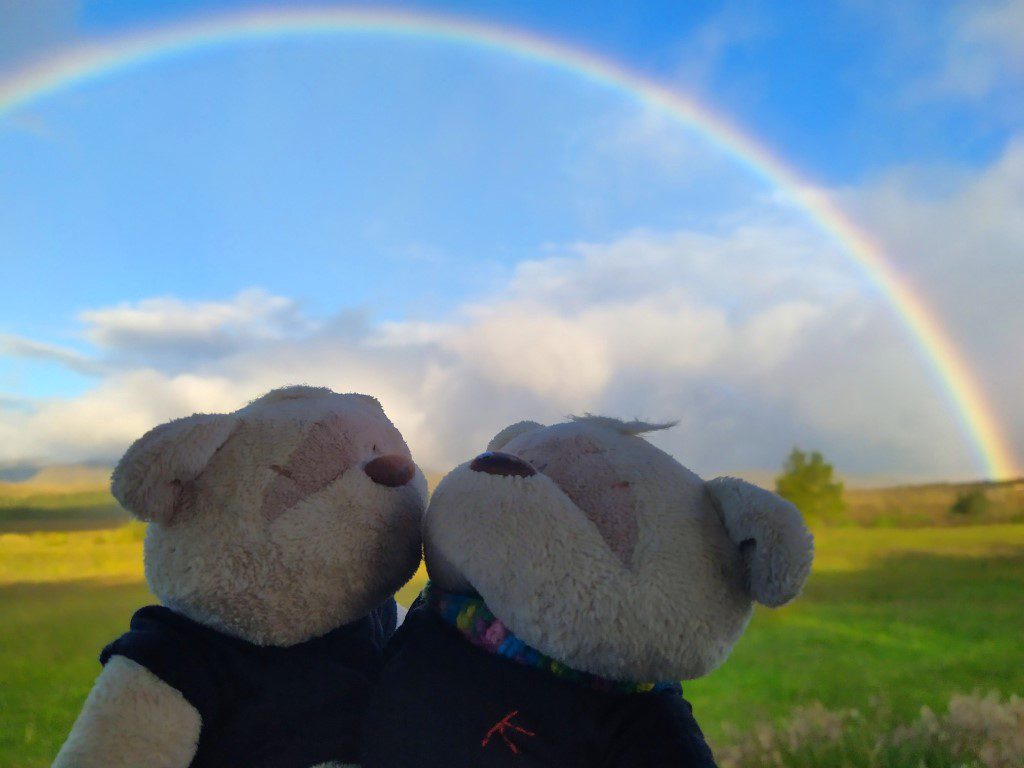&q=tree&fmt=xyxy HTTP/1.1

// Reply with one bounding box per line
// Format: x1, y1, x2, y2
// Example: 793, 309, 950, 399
775, 448, 846, 524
